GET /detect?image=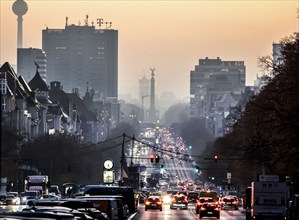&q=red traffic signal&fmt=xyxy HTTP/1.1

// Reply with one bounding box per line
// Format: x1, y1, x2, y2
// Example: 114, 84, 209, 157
150, 154, 154, 163
214, 155, 218, 163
